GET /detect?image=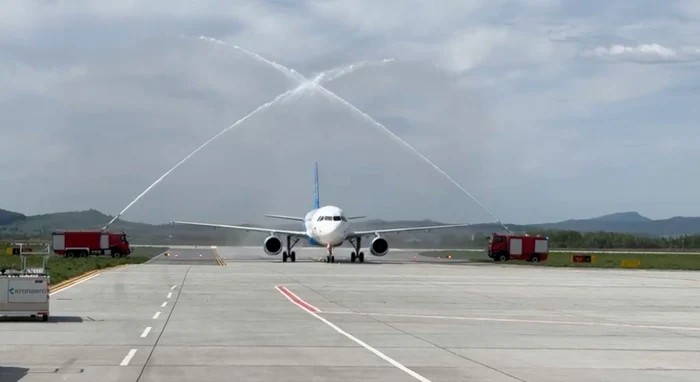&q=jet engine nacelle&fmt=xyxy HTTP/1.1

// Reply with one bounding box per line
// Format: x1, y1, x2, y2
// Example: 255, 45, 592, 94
263, 236, 282, 255
369, 236, 389, 257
